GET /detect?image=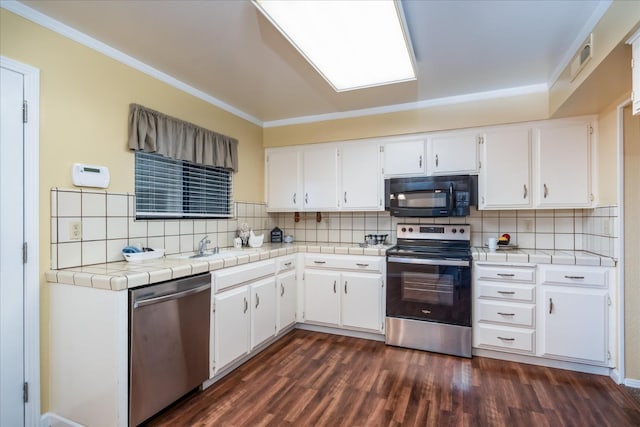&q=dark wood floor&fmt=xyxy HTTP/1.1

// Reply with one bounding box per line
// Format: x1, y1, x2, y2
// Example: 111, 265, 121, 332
146, 330, 640, 426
